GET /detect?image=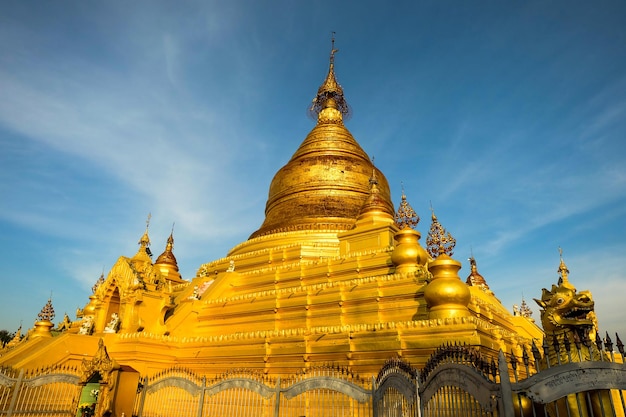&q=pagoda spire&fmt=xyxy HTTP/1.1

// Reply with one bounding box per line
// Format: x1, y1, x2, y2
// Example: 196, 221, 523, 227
423, 208, 470, 319
426, 206, 456, 258
309, 32, 350, 121
133, 214, 153, 261
6, 324, 23, 348
247, 37, 394, 242
33, 297, 55, 338
37, 297, 55, 322
92, 270, 105, 293
391, 189, 429, 270
154, 224, 183, 283
466, 256, 490, 290
557, 247, 575, 290
358, 163, 395, 219
394, 184, 420, 229
139, 213, 152, 255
